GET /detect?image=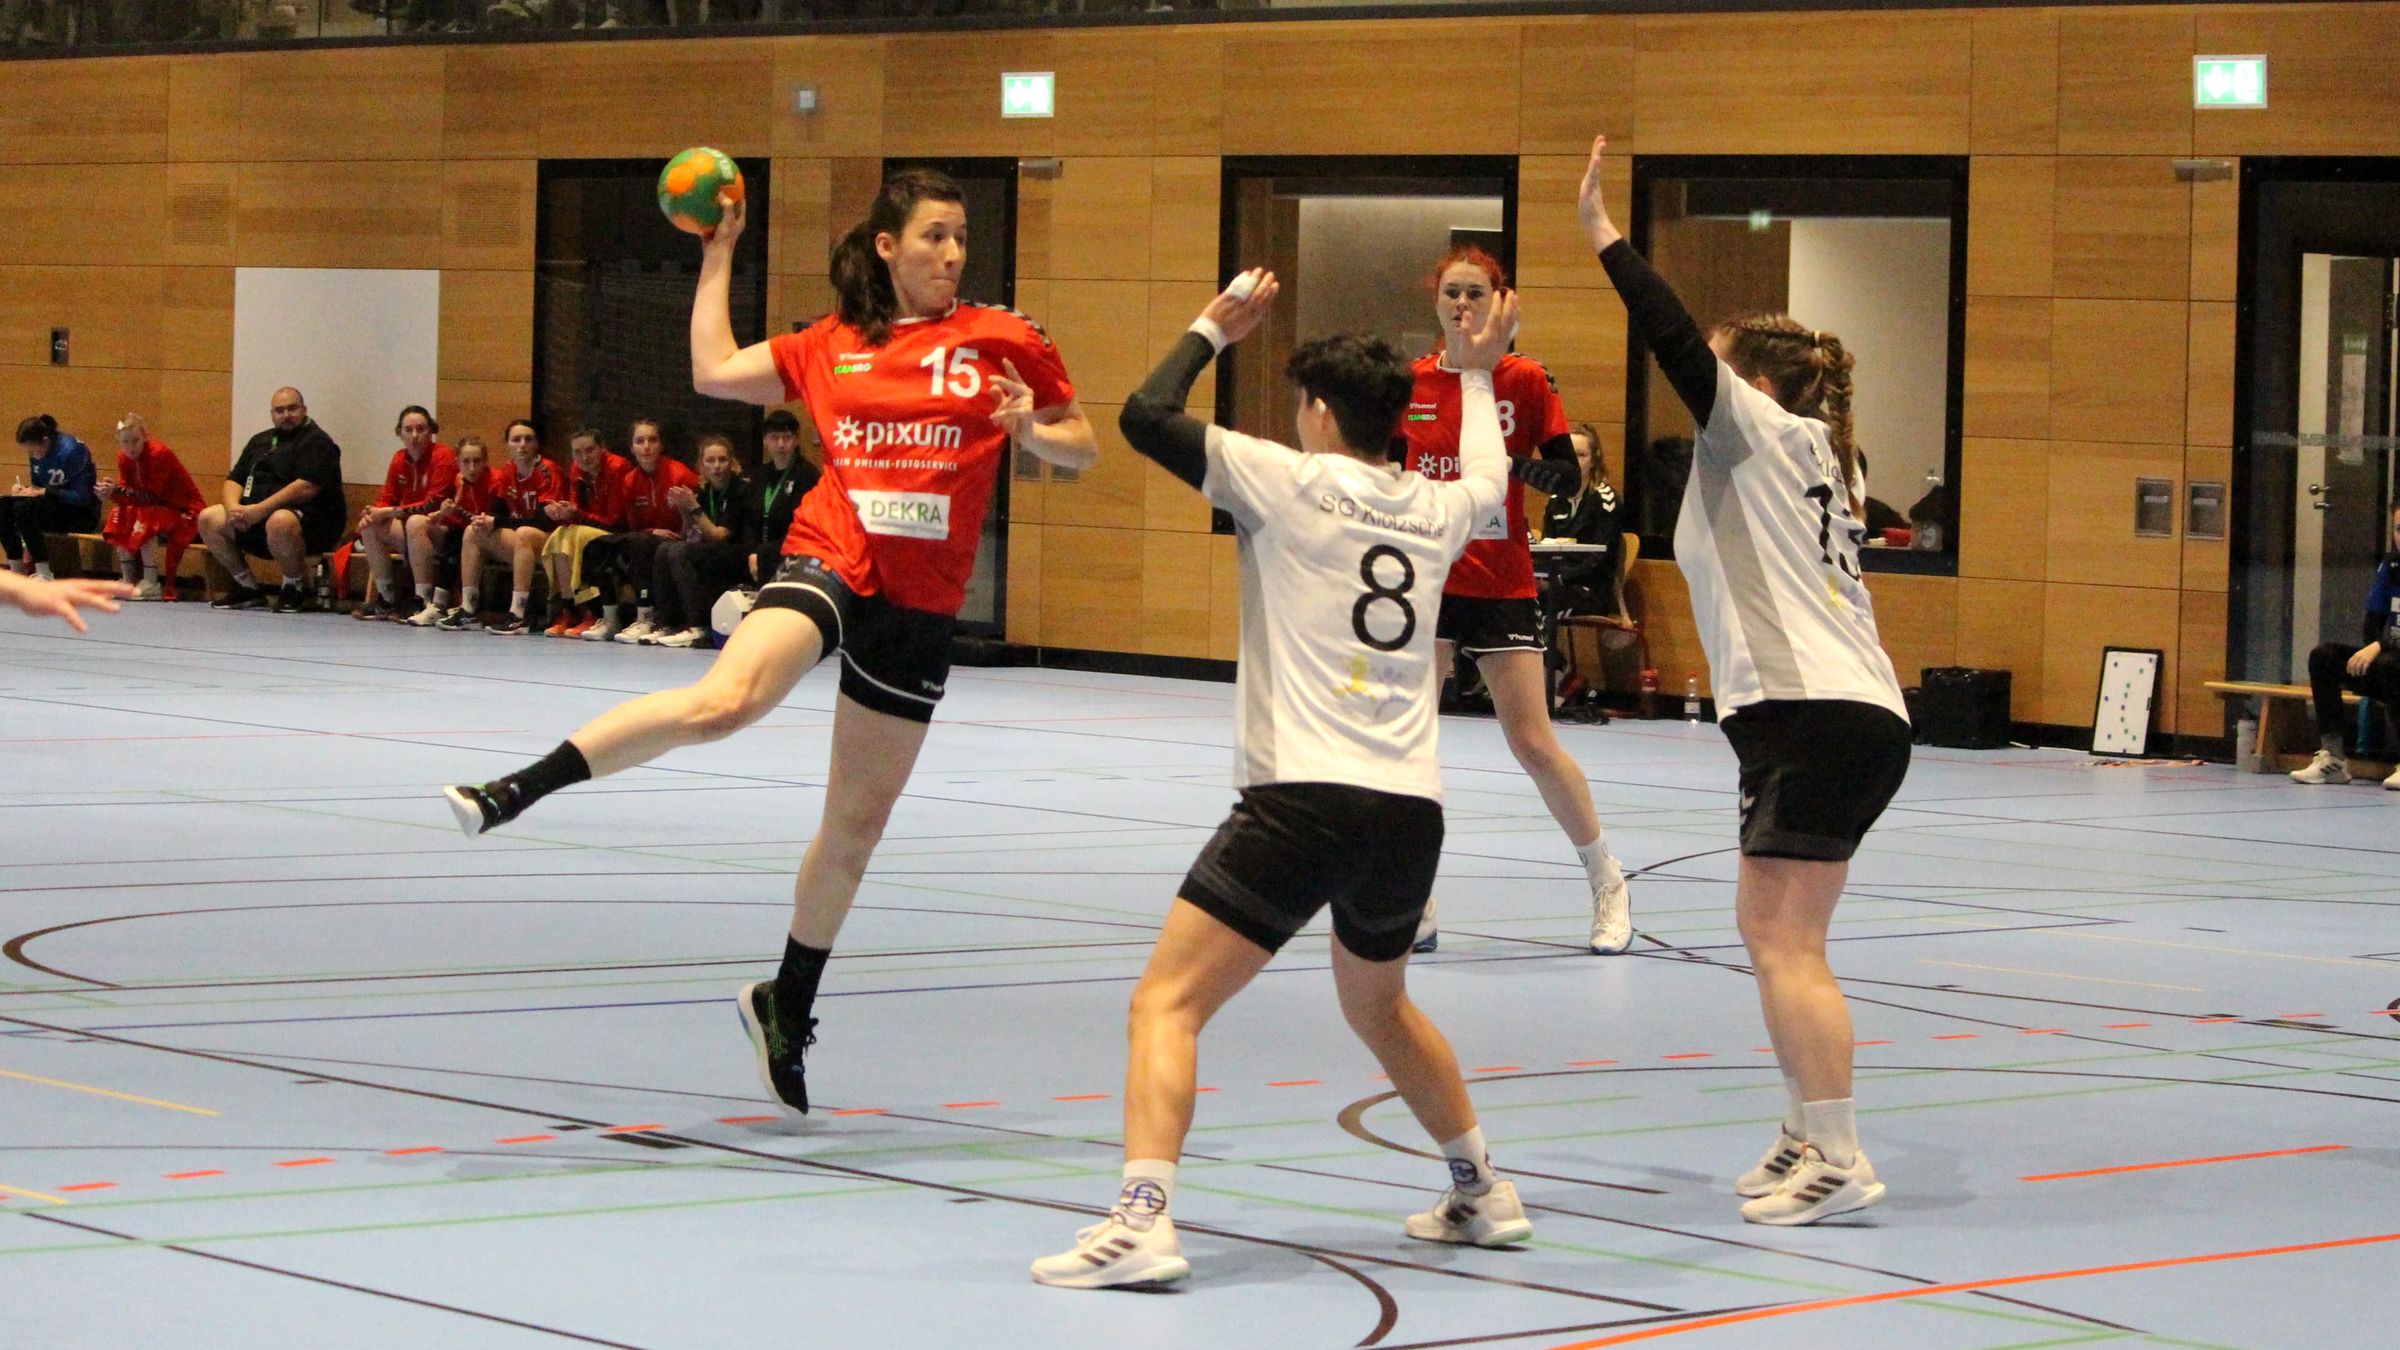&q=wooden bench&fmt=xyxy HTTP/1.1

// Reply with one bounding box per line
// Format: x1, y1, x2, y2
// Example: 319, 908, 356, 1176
2205, 680, 2392, 776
